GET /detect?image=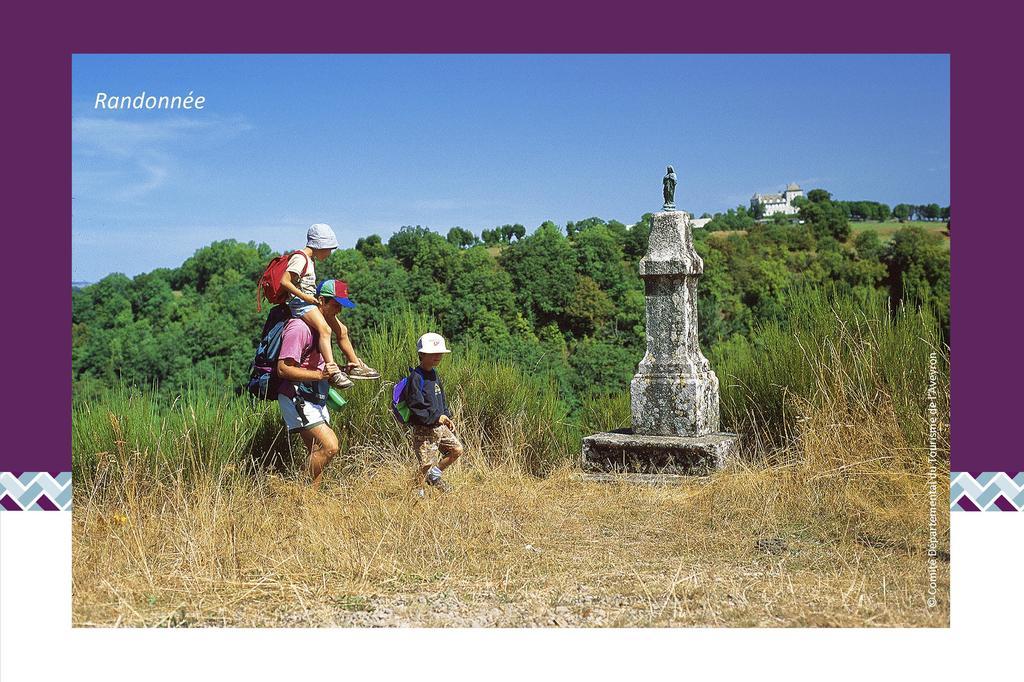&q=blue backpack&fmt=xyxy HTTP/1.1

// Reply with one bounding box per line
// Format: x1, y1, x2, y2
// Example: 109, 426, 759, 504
392, 368, 425, 424
246, 305, 292, 400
